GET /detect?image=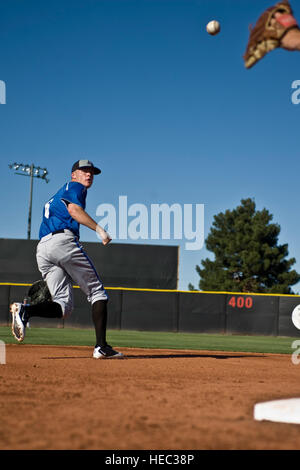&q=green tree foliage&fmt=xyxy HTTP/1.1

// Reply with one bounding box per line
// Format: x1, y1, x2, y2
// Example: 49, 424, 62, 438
189, 198, 300, 294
